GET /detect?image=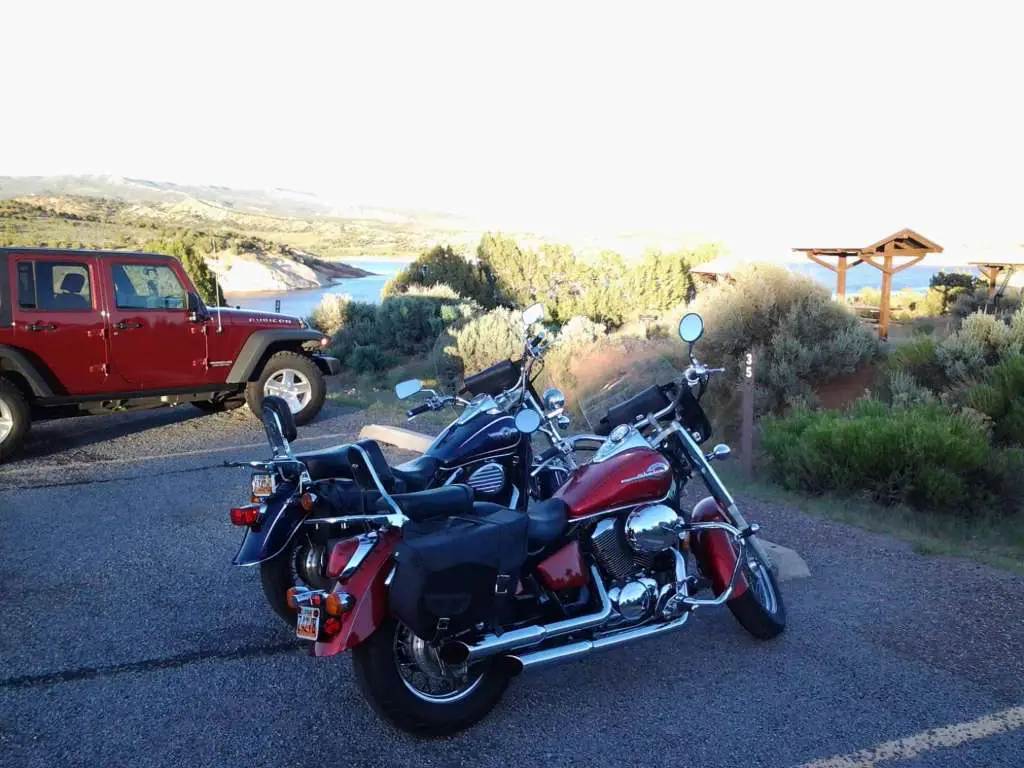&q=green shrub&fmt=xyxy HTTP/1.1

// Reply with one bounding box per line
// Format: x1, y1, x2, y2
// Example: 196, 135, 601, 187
448, 307, 525, 375
936, 309, 1024, 381
308, 294, 353, 337
760, 401, 1012, 515
347, 344, 393, 374
964, 354, 1024, 446
691, 264, 877, 412
383, 245, 500, 308
887, 336, 948, 393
